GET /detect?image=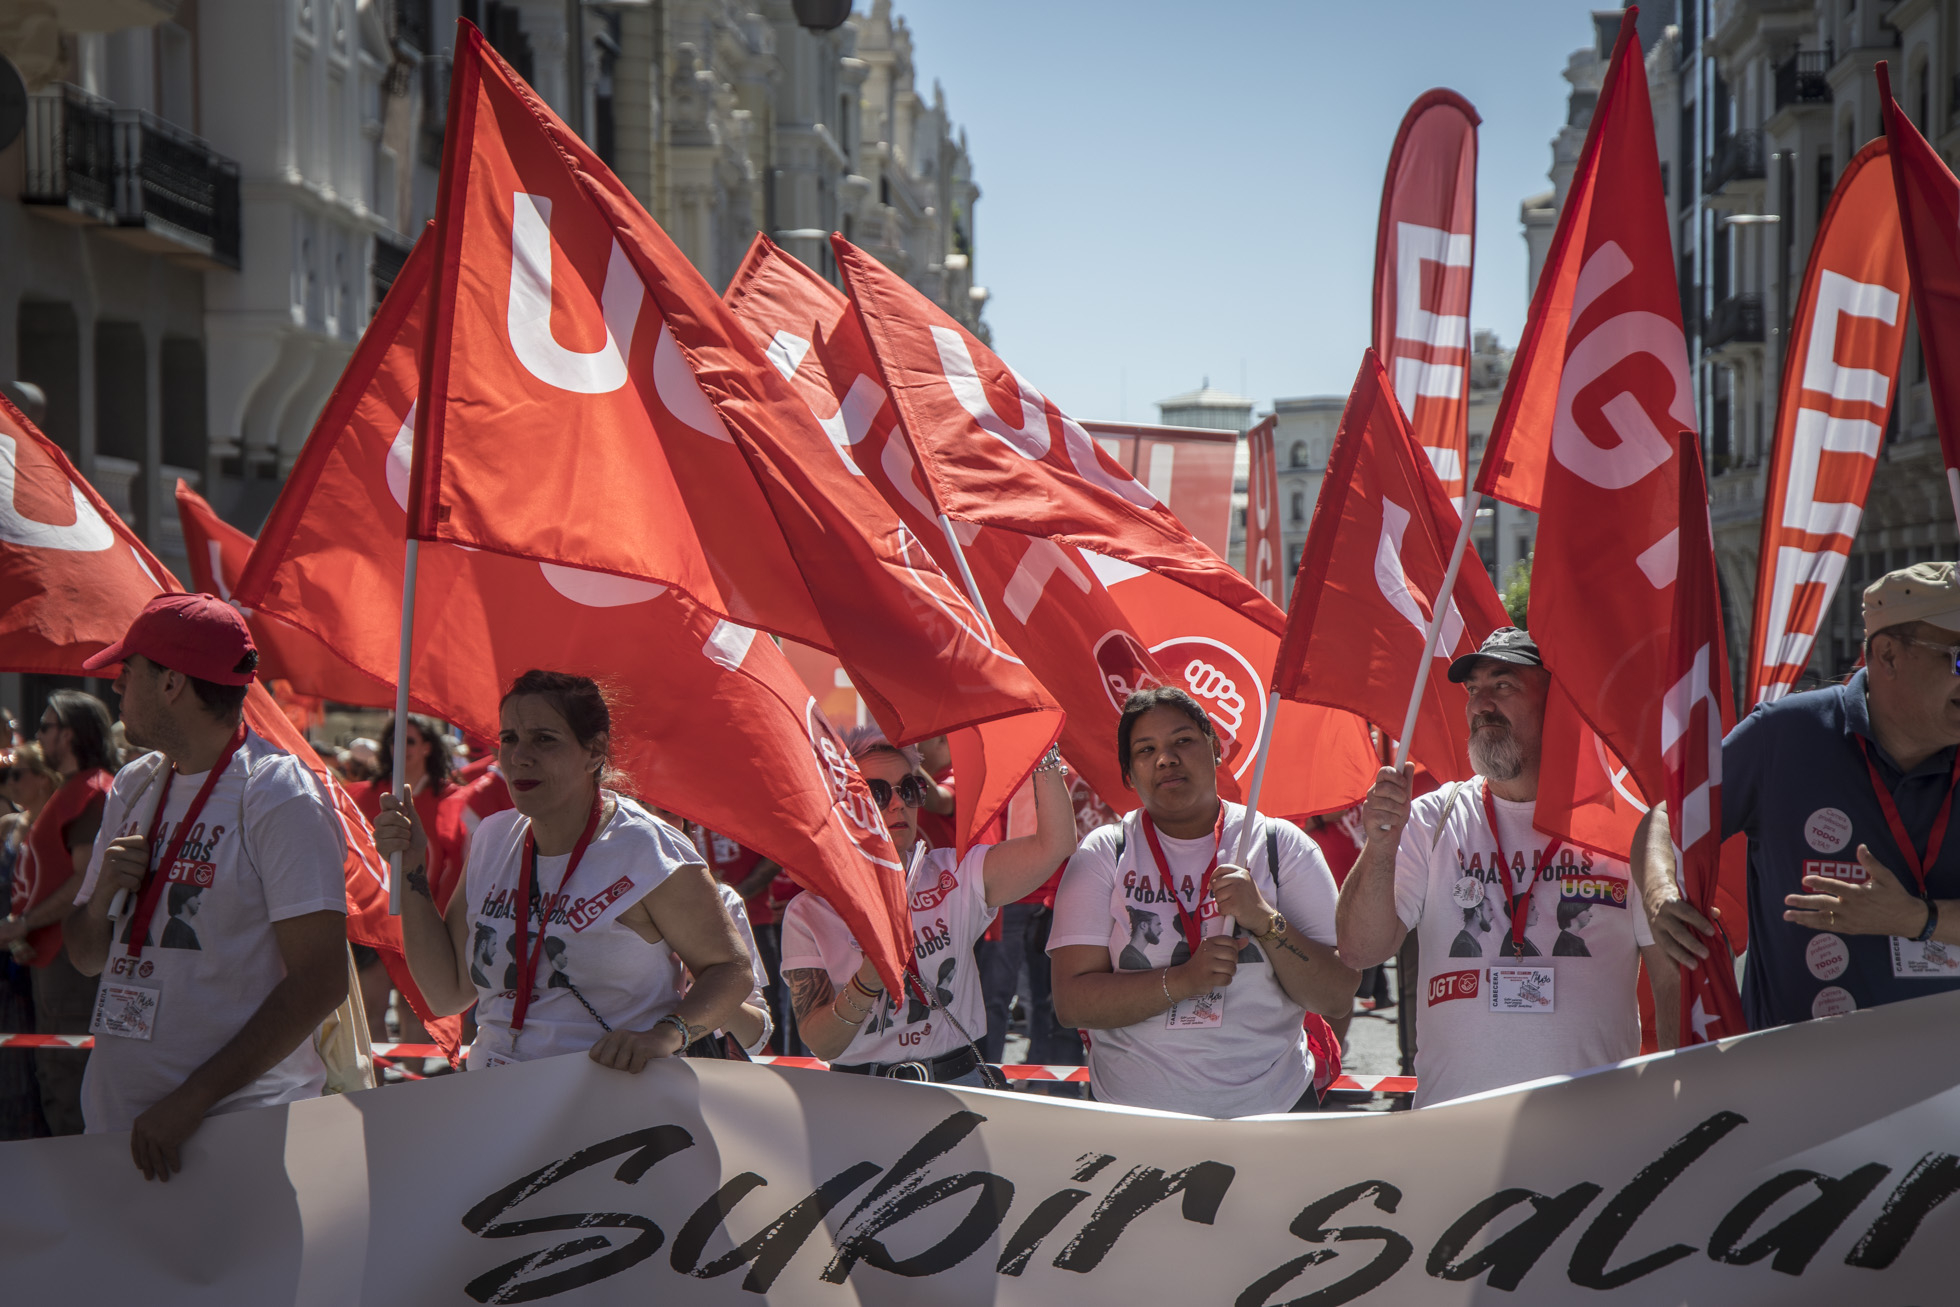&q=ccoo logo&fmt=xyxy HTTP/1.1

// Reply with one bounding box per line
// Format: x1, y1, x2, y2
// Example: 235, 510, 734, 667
804, 699, 902, 871
1094, 631, 1264, 780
